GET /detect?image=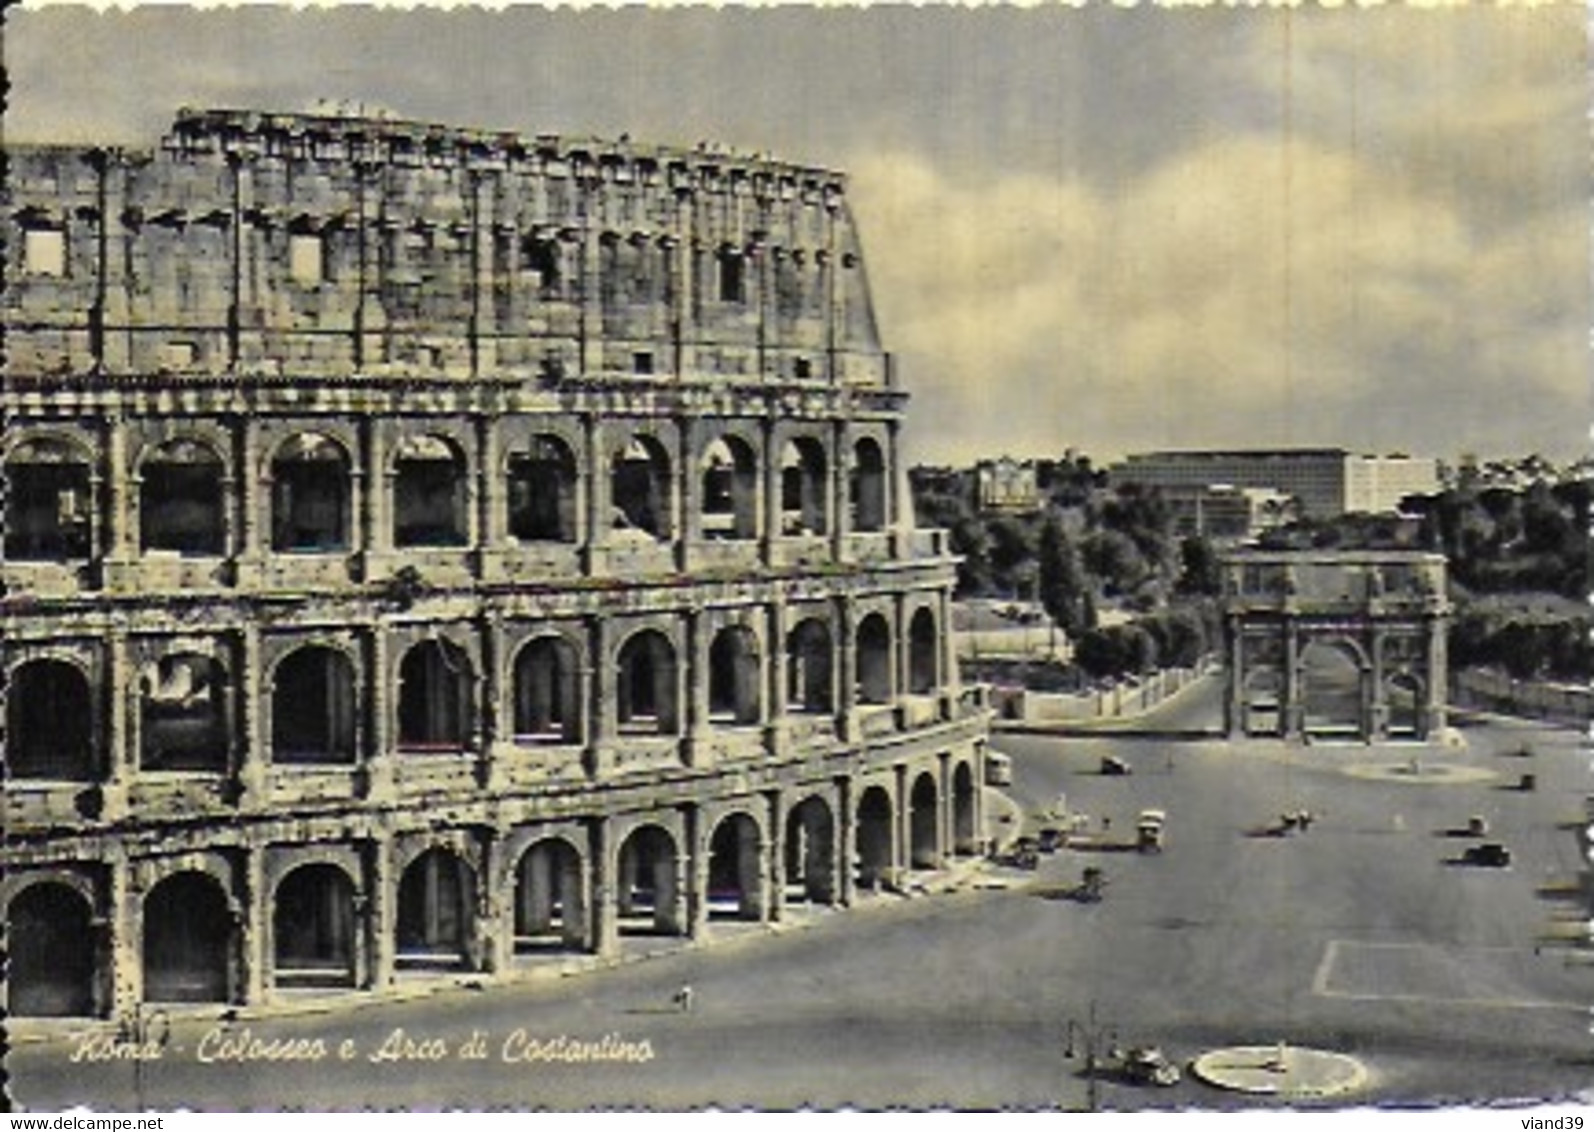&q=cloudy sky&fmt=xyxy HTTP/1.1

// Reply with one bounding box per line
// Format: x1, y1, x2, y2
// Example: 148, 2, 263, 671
9, 3, 1588, 465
